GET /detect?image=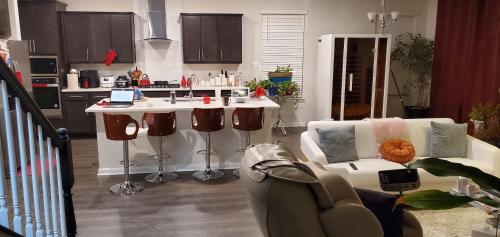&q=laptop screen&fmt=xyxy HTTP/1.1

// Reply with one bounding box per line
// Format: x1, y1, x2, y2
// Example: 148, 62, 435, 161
110, 89, 134, 103
231, 88, 249, 98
